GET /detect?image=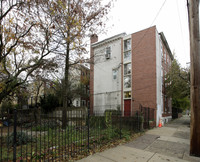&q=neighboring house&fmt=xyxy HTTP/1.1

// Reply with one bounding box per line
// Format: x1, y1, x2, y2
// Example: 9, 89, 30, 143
90, 26, 173, 126
25, 63, 90, 109
71, 63, 90, 108
27, 80, 46, 107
